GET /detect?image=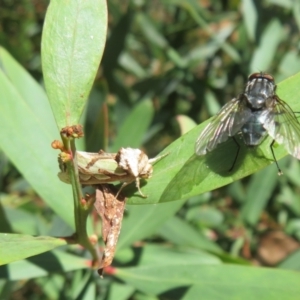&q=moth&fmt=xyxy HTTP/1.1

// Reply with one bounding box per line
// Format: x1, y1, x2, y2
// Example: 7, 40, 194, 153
58, 147, 167, 197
